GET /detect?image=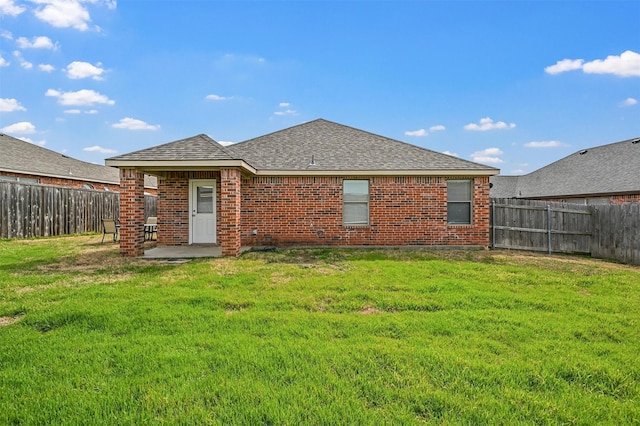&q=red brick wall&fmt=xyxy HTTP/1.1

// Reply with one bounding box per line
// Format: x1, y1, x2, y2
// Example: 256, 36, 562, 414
119, 168, 145, 257
240, 176, 491, 247
156, 171, 220, 246
540, 194, 640, 205
220, 168, 242, 256
611, 194, 640, 204
0, 171, 120, 191
150, 173, 491, 252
